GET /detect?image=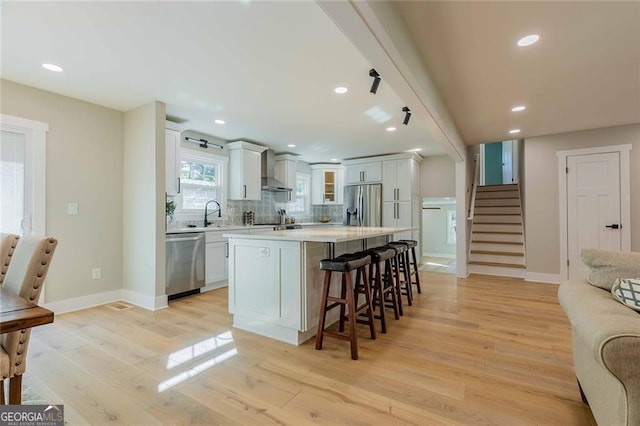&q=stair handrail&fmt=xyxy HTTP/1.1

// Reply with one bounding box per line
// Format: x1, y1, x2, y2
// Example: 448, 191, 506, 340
467, 153, 480, 221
